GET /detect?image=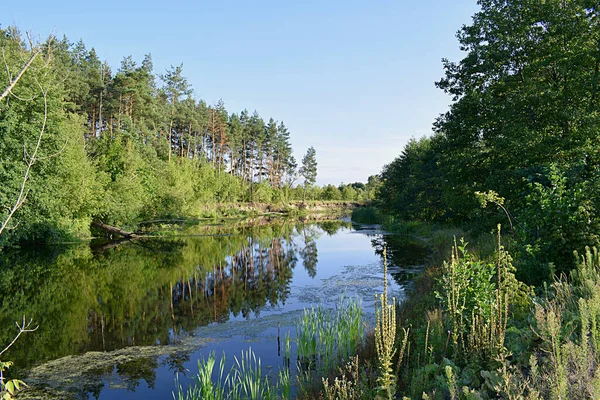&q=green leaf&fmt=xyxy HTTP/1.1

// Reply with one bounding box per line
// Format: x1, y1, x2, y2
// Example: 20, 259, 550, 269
5, 381, 14, 395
